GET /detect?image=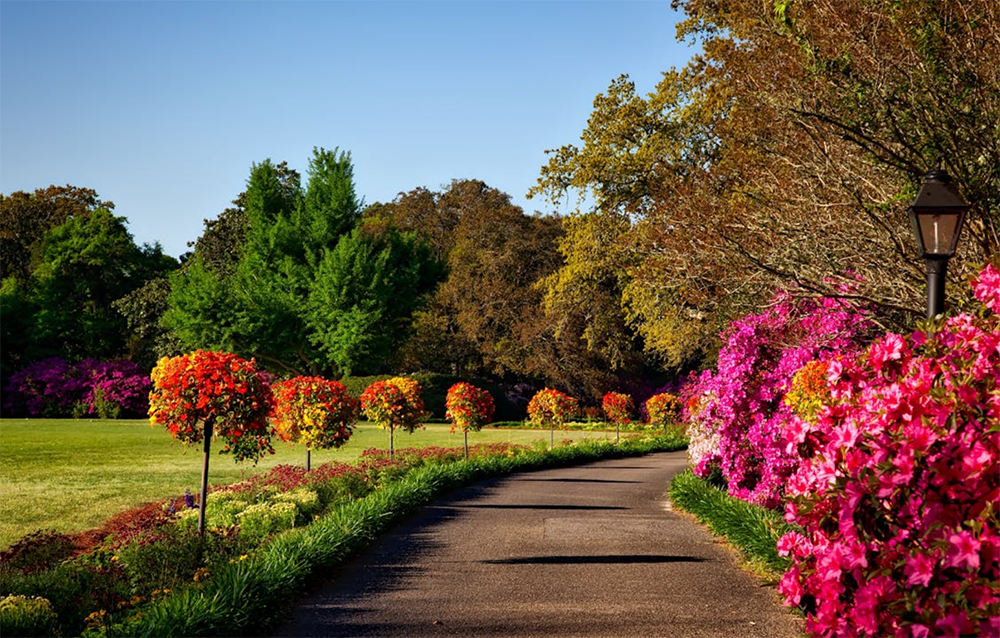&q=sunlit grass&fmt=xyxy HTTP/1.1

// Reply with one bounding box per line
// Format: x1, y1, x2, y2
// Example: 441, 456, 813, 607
0, 418, 611, 548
